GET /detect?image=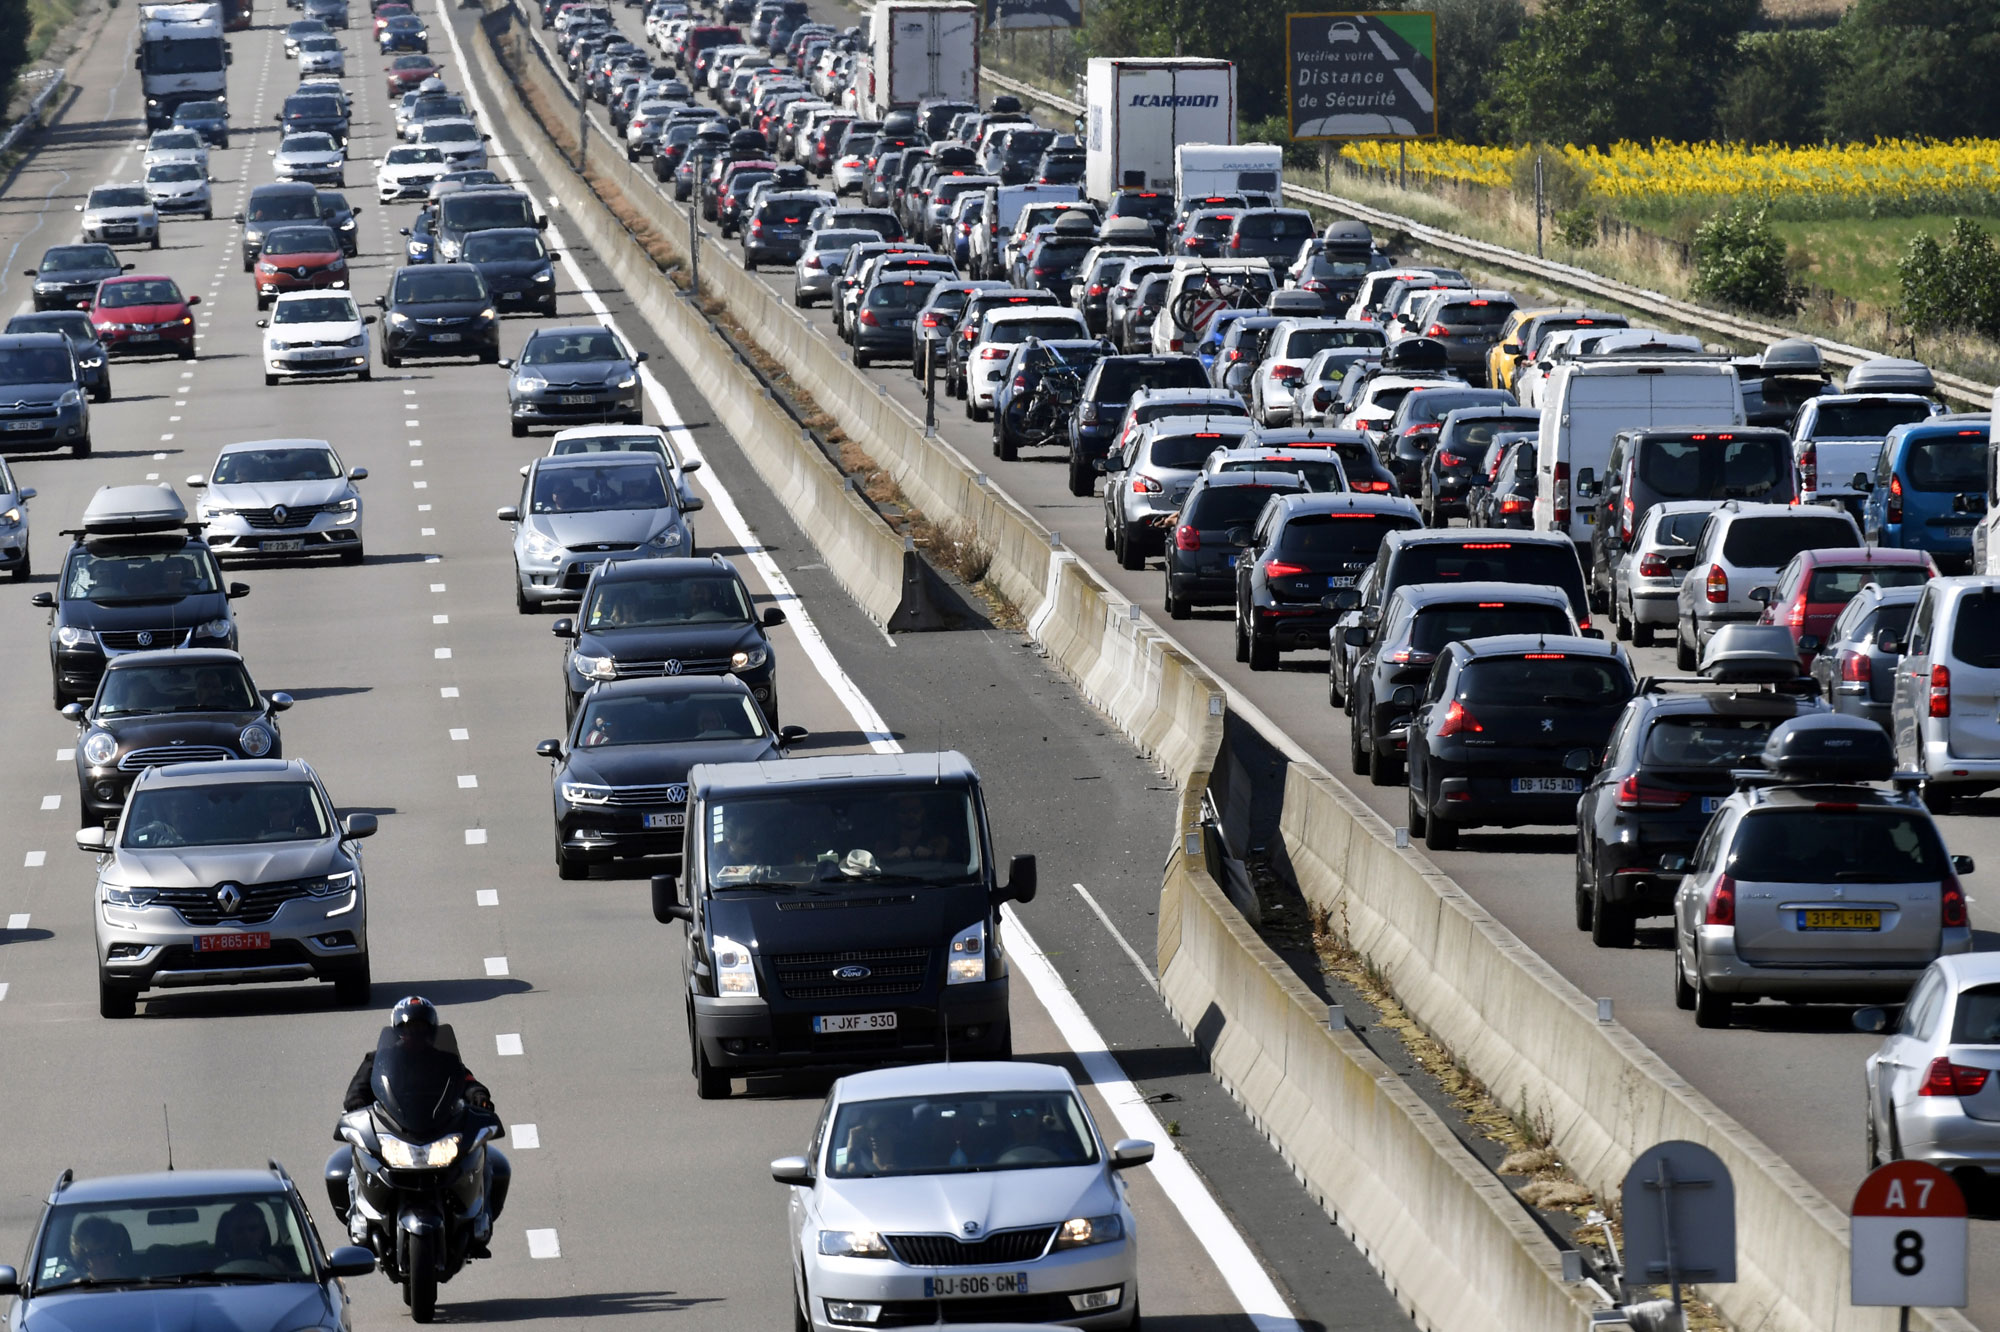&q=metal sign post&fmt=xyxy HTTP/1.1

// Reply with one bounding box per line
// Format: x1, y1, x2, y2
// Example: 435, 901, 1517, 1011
578, 90, 589, 174
1852, 1160, 1967, 1325
687, 194, 700, 298
1620, 1141, 1736, 1323
924, 335, 938, 436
